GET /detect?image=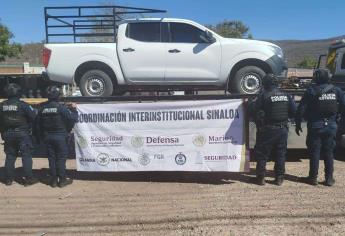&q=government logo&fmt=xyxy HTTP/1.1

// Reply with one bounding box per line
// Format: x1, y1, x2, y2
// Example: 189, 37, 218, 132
193, 134, 206, 147
131, 136, 144, 148
96, 153, 110, 166
139, 153, 151, 166
175, 152, 187, 165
